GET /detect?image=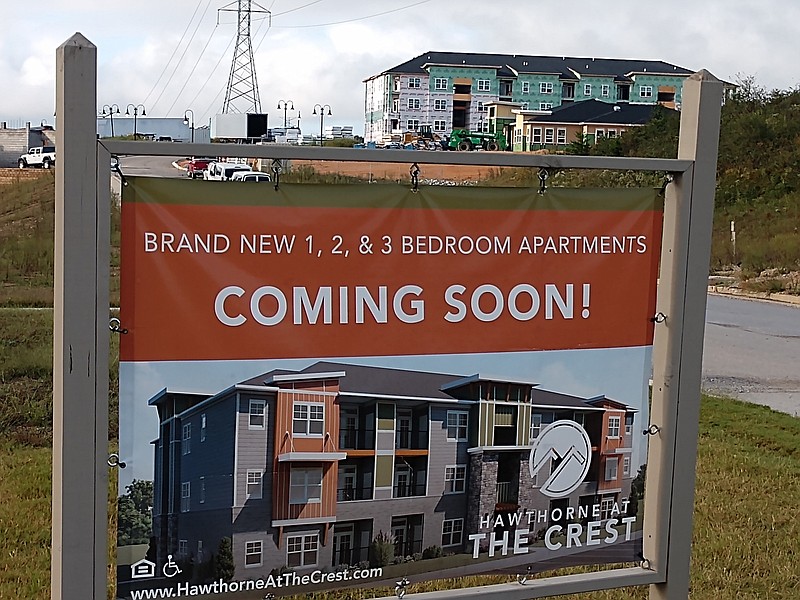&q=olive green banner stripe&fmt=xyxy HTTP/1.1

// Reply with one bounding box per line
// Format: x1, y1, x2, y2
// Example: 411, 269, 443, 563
122, 176, 663, 212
